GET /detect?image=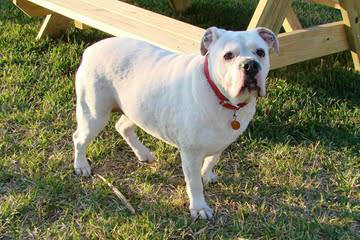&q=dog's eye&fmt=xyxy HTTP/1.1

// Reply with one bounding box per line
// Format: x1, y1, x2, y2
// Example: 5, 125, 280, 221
223, 52, 234, 60
256, 49, 265, 58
